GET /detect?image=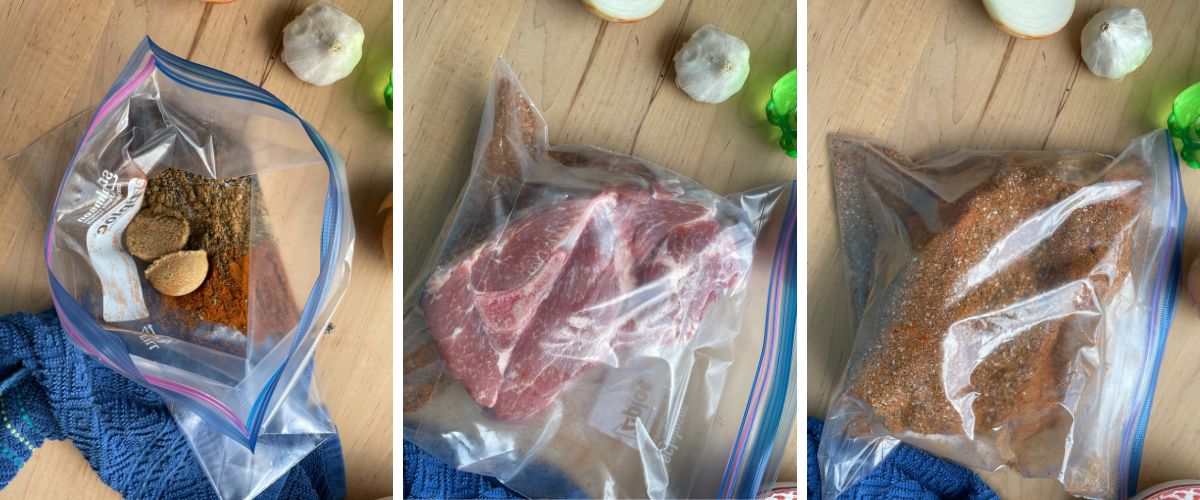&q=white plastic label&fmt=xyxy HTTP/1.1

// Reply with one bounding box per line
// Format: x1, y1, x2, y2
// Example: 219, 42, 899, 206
86, 176, 149, 323
587, 357, 670, 449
